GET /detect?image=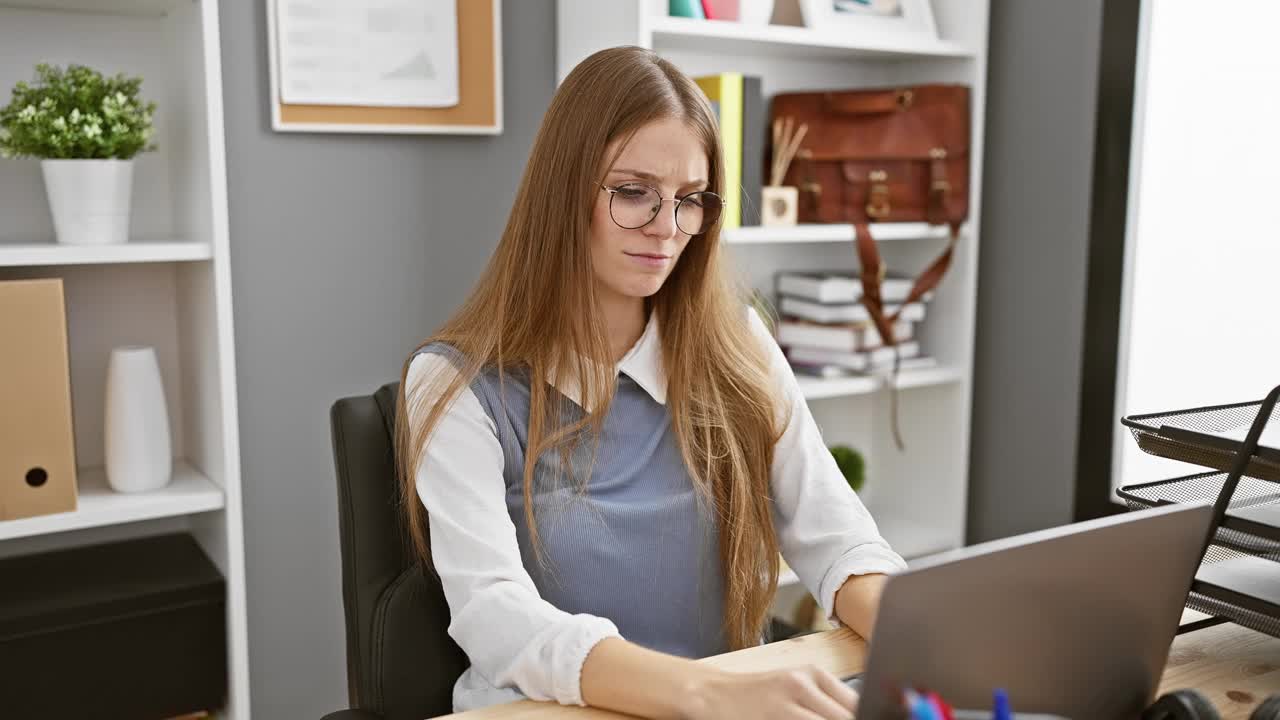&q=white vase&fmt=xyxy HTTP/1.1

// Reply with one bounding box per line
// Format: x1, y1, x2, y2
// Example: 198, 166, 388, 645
739, 0, 775, 24
104, 345, 172, 493
40, 159, 134, 245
